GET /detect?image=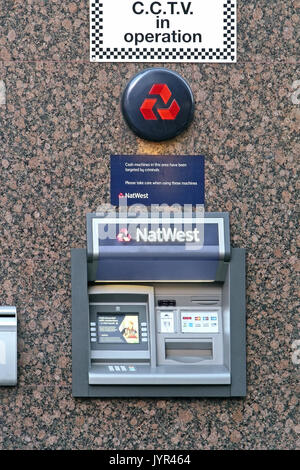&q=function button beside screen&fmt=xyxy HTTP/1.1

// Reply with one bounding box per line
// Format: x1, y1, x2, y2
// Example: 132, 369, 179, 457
120, 366, 127, 371
142, 338, 148, 342
108, 366, 114, 371
114, 366, 120, 371
141, 322, 147, 327
90, 332, 97, 337
91, 338, 97, 342
90, 322, 96, 326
